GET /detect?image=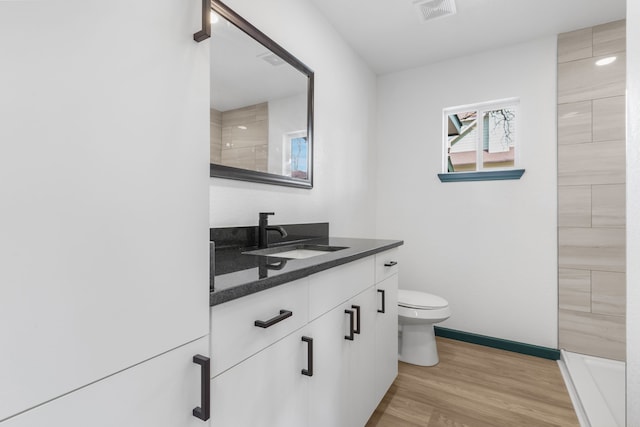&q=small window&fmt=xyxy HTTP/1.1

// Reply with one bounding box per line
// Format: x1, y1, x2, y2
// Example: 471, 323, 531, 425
440, 99, 523, 182
282, 130, 309, 180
